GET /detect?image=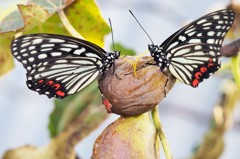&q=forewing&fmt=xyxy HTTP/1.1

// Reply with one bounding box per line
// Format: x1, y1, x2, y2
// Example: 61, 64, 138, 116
160, 9, 235, 53
11, 34, 106, 98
